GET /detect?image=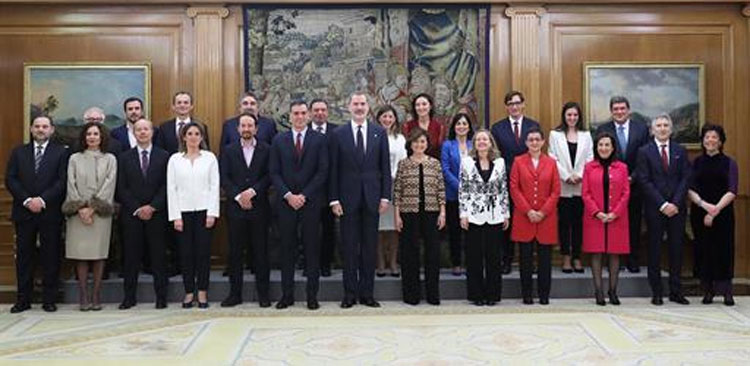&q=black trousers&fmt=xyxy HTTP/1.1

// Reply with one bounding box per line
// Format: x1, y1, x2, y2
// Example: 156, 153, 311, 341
646, 210, 686, 297
626, 187, 643, 268
14, 218, 61, 304
400, 212, 441, 303
279, 201, 320, 300
520, 241, 552, 300
227, 214, 269, 301
445, 200, 464, 267
319, 203, 337, 270
177, 211, 212, 293
466, 223, 504, 302
502, 200, 515, 267
558, 197, 583, 259
121, 212, 167, 302
340, 204, 379, 301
